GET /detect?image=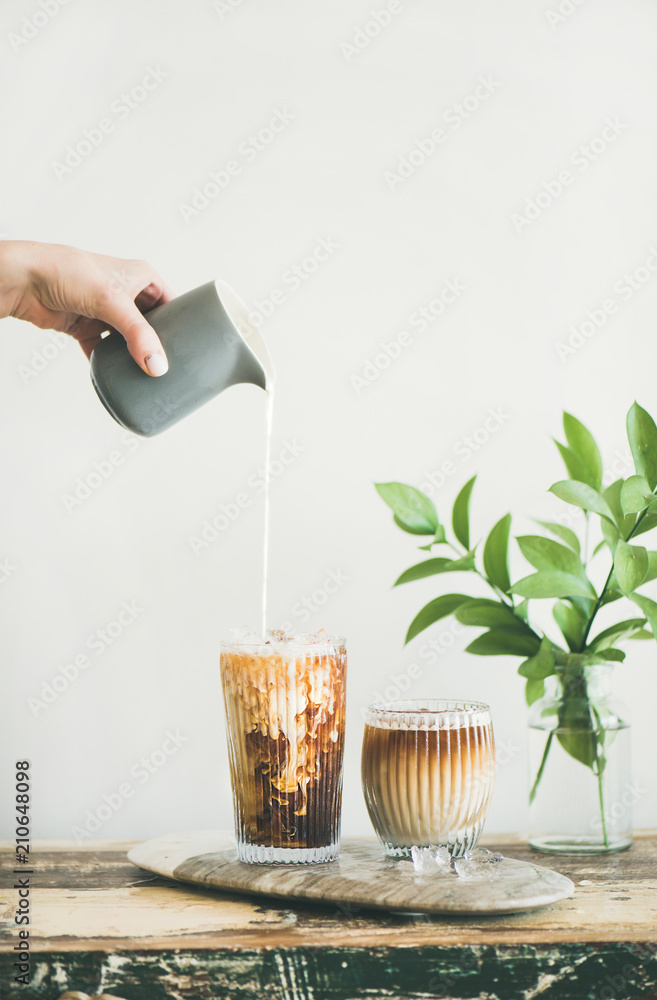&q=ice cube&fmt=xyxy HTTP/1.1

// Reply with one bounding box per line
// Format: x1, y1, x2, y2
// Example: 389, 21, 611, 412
289, 628, 342, 645
433, 846, 452, 872
266, 628, 289, 643
229, 626, 261, 644
453, 857, 482, 880
292, 631, 322, 643
411, 846, 437, 873
453, 848, 503, 880
410, 845, 453, 875
469, 848, 503, 864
